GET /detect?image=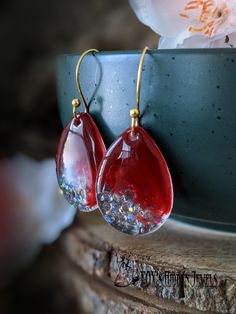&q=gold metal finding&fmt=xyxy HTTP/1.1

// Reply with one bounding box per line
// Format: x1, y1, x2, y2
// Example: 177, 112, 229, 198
72, 48, 99, 118
130, 46, 149, 132
130, 108, 139, 130
72, 98, 80, 119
